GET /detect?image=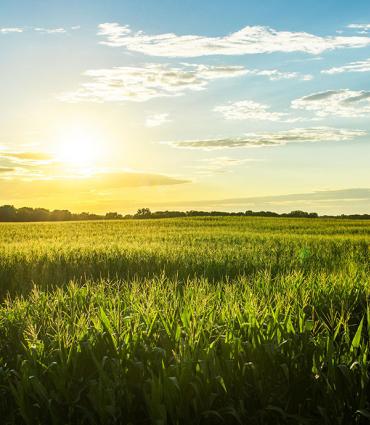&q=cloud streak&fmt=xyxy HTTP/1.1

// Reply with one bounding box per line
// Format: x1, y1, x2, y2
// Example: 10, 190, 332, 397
59, 63, 248, 102
34, 27, 66, 34
214, 100, 300, 122
0, 27, 23, 34
145, 113, 171, 127
322, 58, 370, 74
0, 150, 53, 165
291, 89, 370, 117
1, 26, 69, 35
347, 24, 370, 31
157, 188, 370, 212
193, 157, 259, 174
0, 167, 15, 173
59, 63, 311, 103
0, 171, 189, 199
97, 22, 370, 57
164, 127, 365, 150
